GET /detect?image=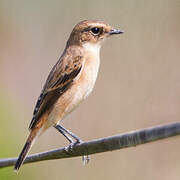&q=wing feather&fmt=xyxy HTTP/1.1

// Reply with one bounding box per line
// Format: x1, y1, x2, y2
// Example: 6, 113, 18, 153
29, 54, 84, 130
